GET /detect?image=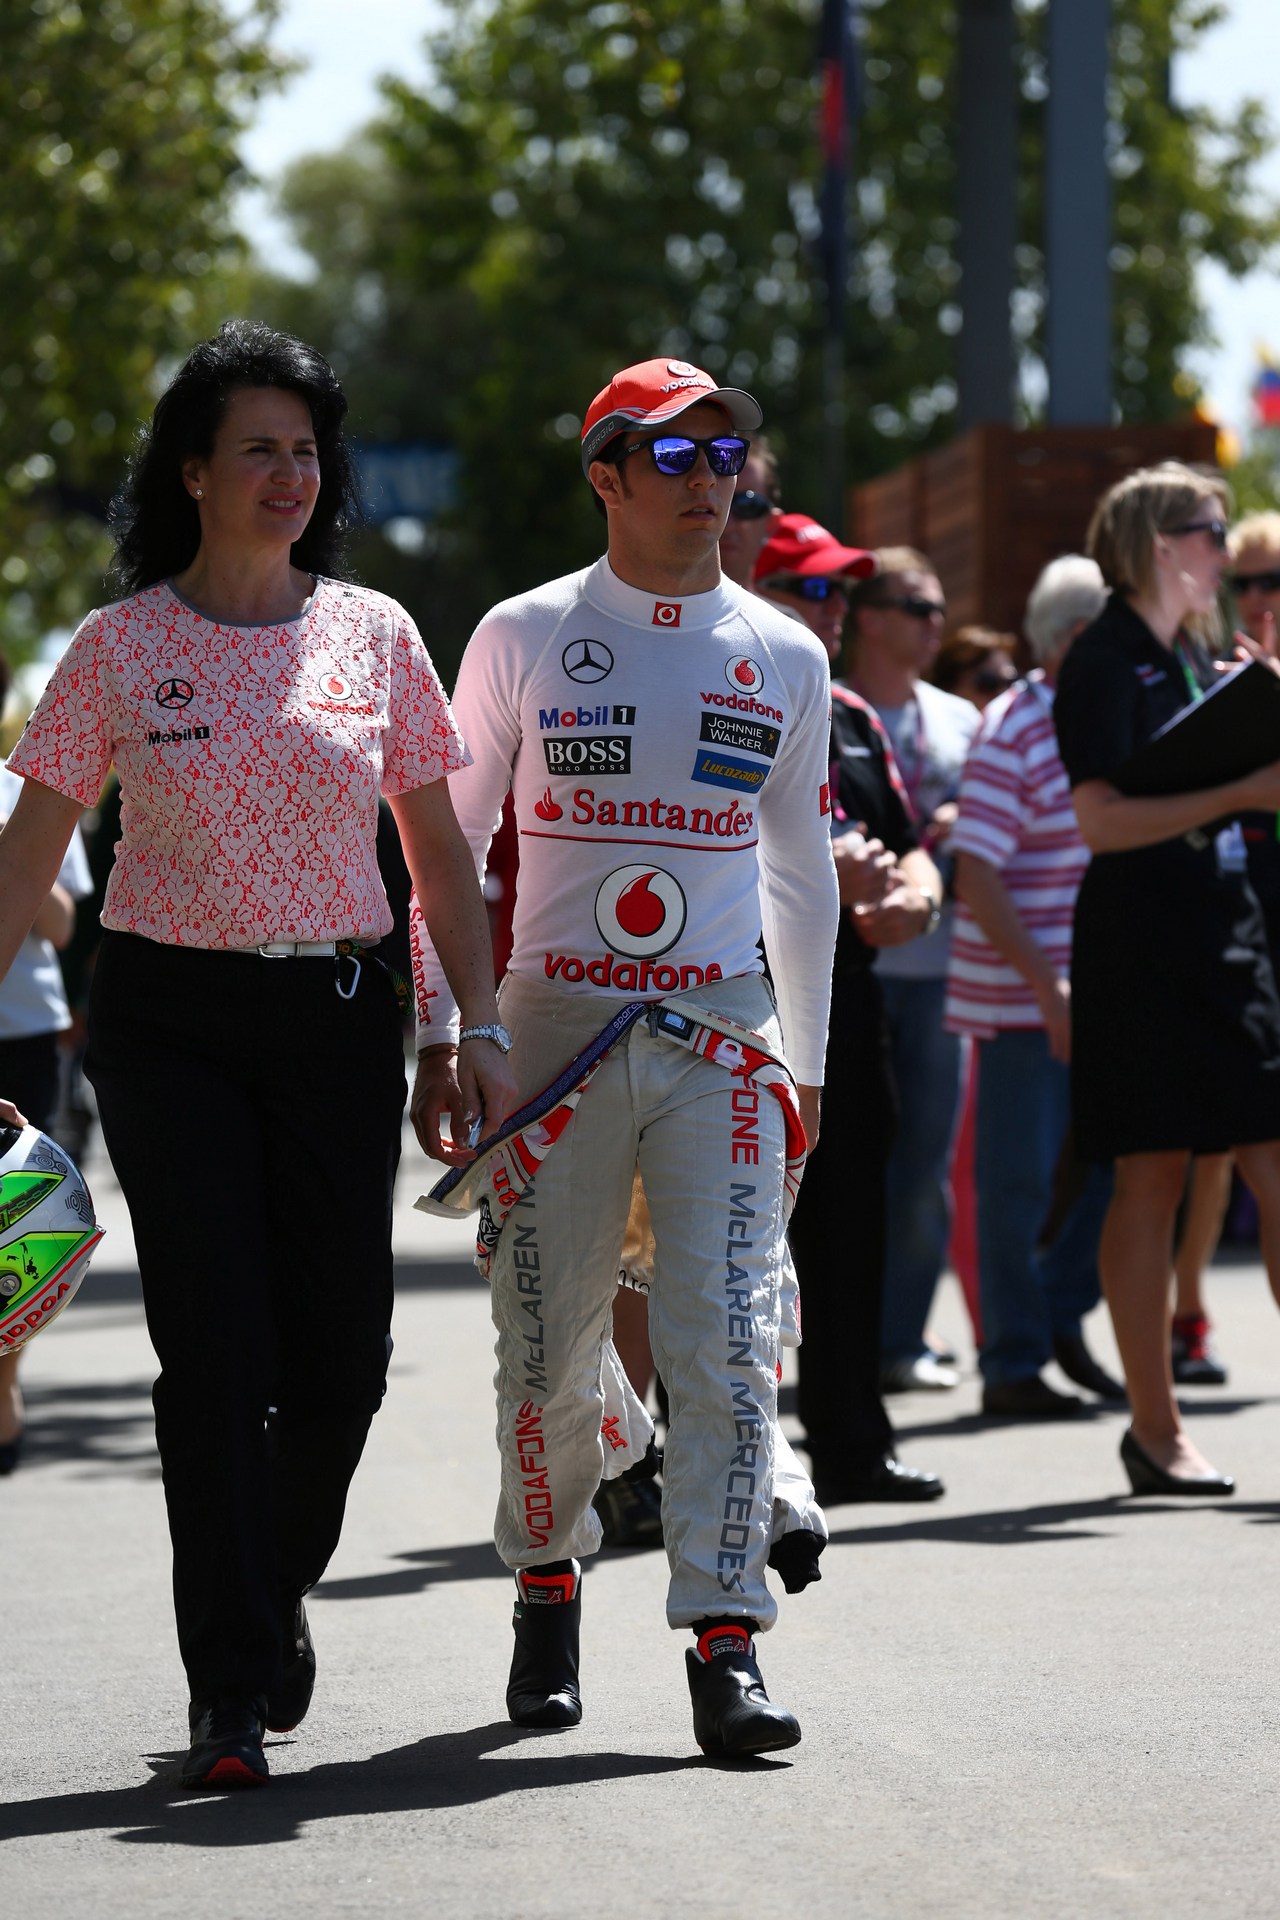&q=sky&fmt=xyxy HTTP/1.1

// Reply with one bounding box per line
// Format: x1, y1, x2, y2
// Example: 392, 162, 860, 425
236, 0, 1280, 438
